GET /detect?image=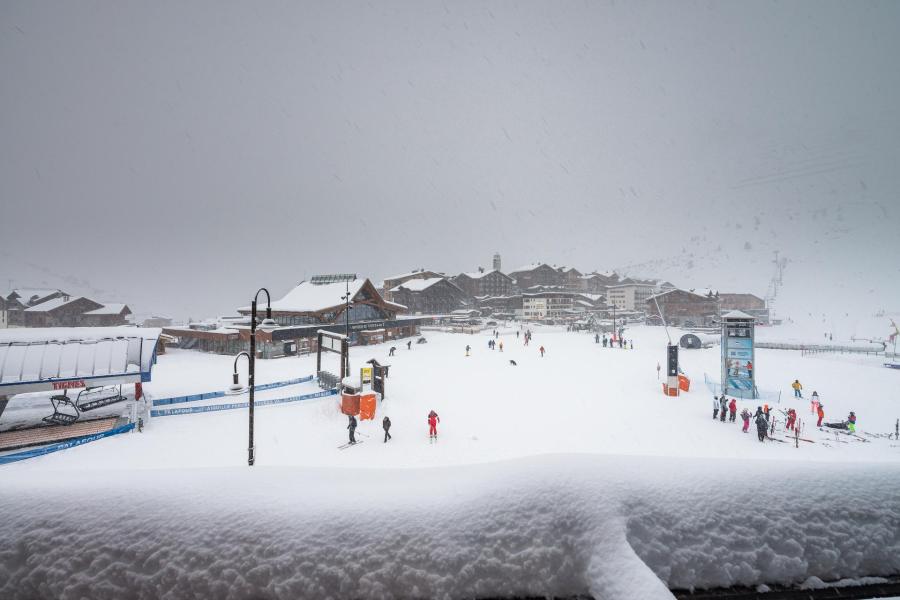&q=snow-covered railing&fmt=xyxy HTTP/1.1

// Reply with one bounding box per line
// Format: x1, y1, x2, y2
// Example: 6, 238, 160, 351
756, 342, 885, 356
150, 389, 337, 417
151, 375, 314, 406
